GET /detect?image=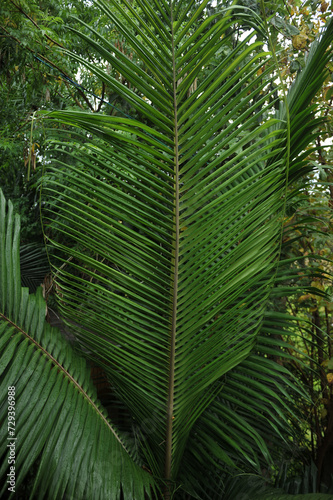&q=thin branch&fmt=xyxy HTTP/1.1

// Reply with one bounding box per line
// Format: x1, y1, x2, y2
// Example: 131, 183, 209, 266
63, 80, 85, 110
0, 25, 94, 112
96, 81, 105, 113
282, 0, 298, 28
8, 0, 65, 49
